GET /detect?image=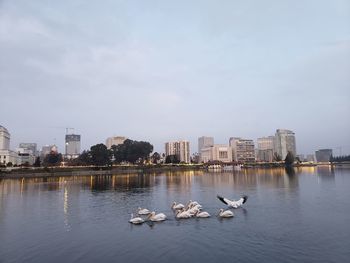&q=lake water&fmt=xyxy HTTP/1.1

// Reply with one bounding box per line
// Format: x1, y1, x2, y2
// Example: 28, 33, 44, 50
1, 167, 350, 263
